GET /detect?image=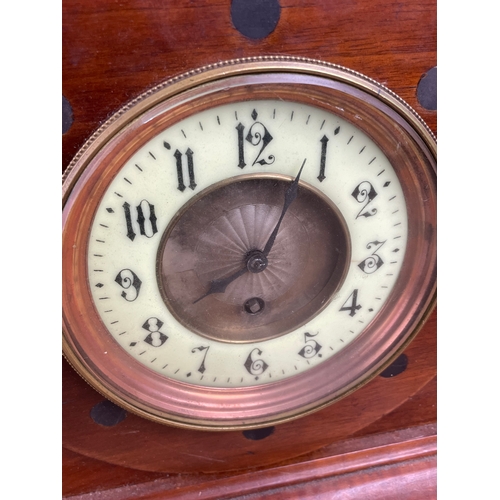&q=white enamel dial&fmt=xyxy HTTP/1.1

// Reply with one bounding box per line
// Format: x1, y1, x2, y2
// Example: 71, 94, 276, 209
87, 99, 408, 388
